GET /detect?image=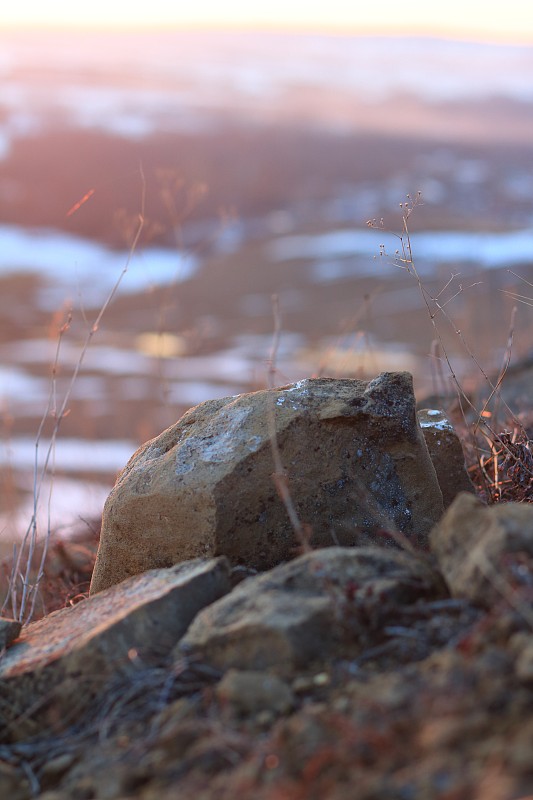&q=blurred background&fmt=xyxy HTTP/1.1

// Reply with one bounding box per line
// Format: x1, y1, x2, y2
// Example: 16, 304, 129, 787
1, 1, 533, 542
